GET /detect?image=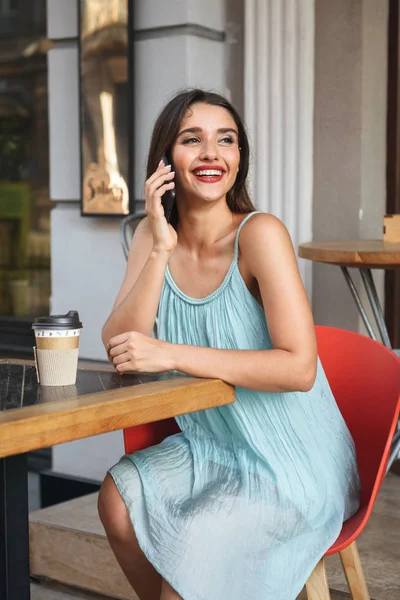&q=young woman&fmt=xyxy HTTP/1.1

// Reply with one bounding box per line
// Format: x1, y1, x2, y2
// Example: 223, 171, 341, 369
98, 89, 360, 600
